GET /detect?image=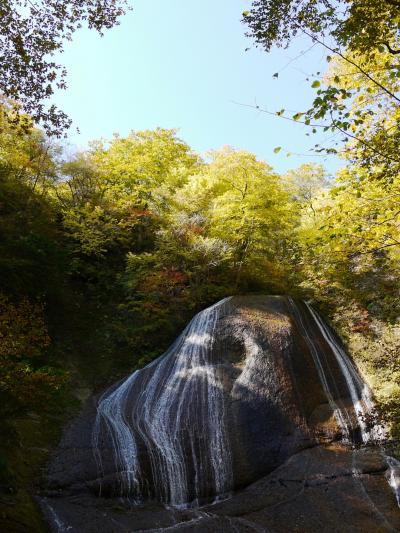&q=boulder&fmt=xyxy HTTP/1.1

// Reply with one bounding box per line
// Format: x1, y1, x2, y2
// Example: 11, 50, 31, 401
40, 295, 400, 531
